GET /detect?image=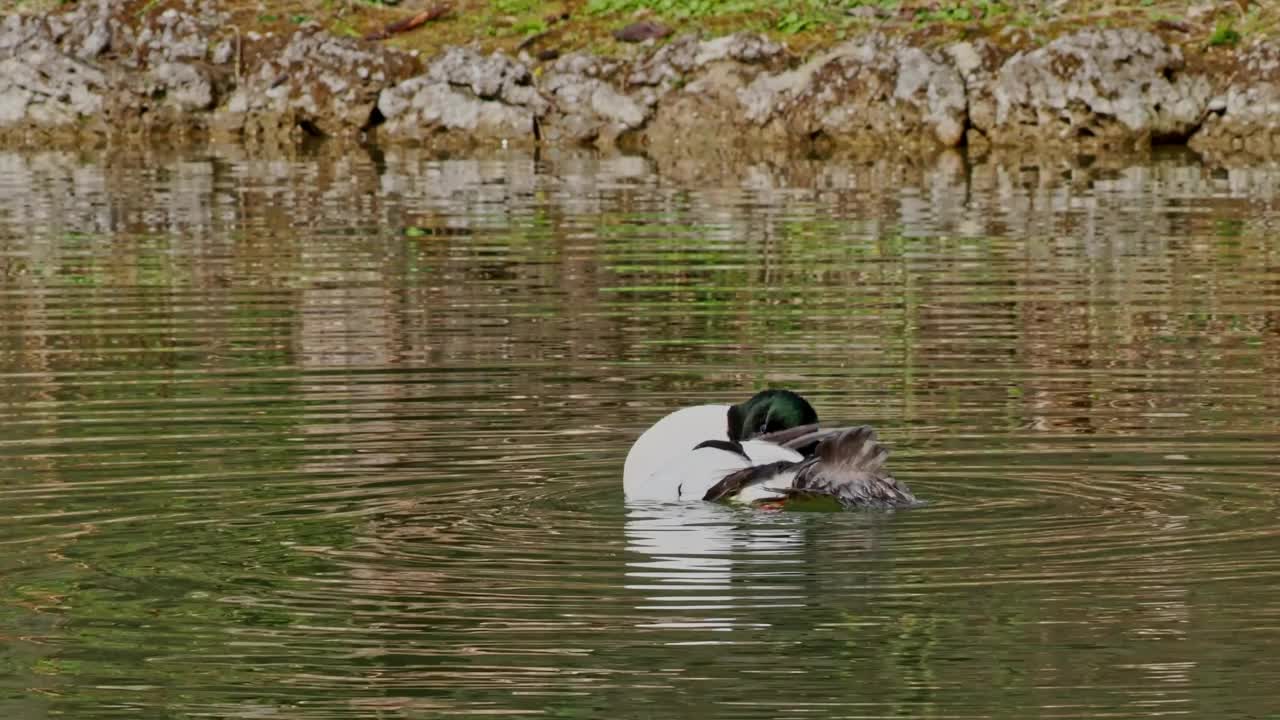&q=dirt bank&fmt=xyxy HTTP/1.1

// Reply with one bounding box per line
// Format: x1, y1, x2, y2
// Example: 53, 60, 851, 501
2, 0, 1278, 160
